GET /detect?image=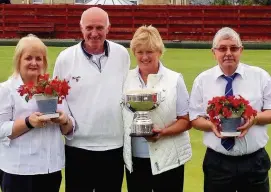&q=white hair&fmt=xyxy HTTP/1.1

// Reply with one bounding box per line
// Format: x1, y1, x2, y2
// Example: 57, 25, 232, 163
212, 27, 242, 48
